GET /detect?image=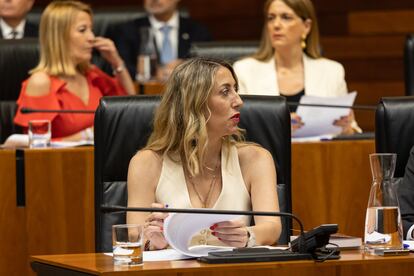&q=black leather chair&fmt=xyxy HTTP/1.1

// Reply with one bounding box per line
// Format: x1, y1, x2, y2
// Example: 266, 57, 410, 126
404, 34, 414, 96
0, 38, 39, 101
190, 41, 259, 64
0, 101, 21, 144
375, 96, 414, 177
27, 6, 145, 38
94, 95, 292, 252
